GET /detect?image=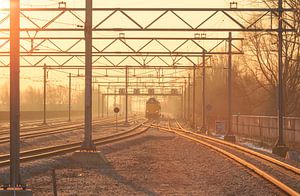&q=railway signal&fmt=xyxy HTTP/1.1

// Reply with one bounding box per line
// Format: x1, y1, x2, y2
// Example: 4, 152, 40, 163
114, 107, 120, 113
114, 107, 120, 131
